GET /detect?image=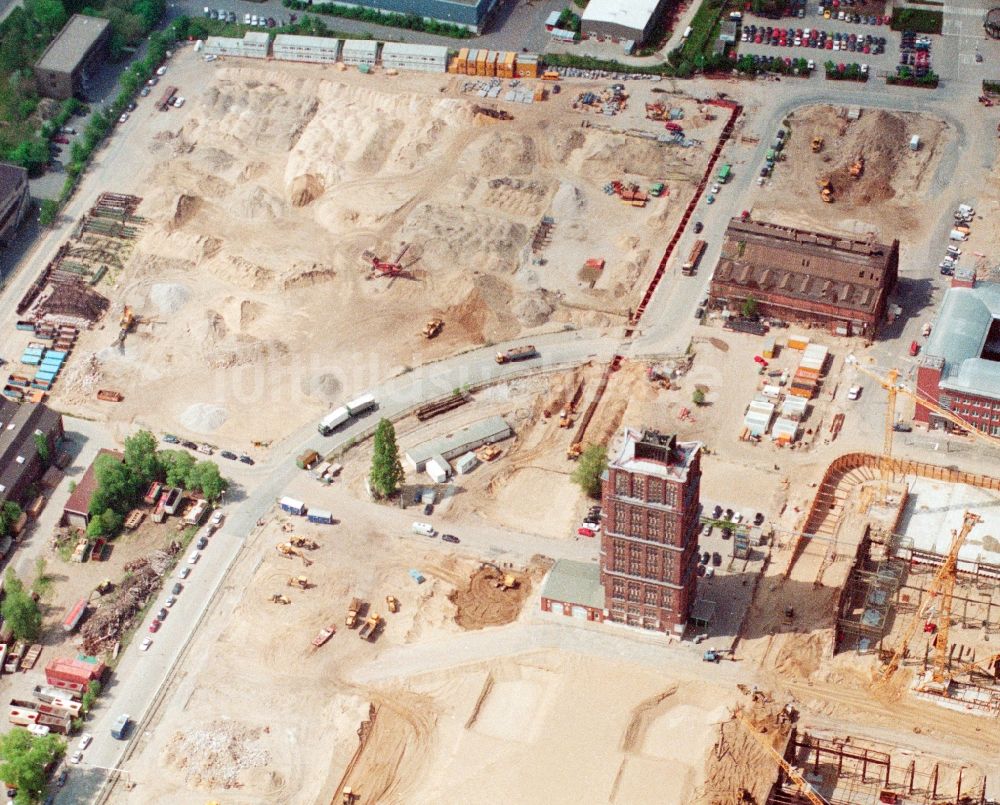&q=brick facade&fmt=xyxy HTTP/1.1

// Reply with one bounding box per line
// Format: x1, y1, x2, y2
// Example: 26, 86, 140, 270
600, 430, 701, 634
